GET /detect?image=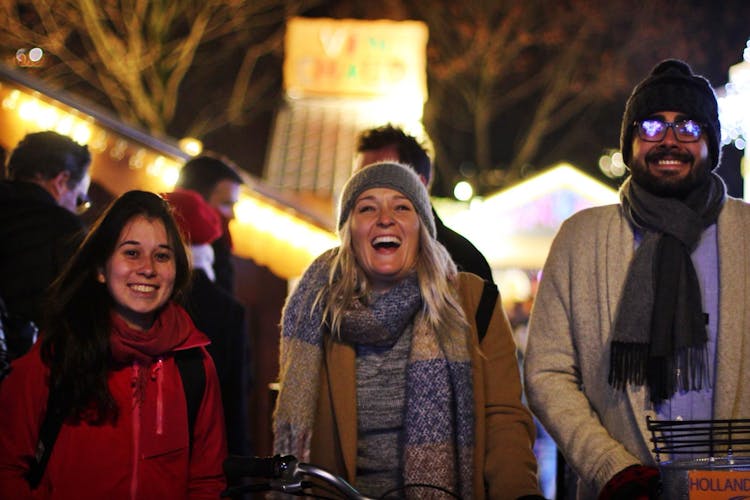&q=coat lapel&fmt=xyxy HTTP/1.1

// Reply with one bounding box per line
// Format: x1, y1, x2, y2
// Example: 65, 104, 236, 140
325, 339, 358, 481
713, 201, 749, 418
